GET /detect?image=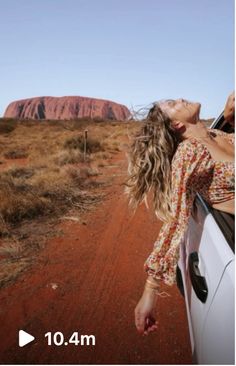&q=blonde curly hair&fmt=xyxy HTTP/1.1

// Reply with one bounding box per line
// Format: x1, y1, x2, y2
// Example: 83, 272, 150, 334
125, 103, 180, 222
